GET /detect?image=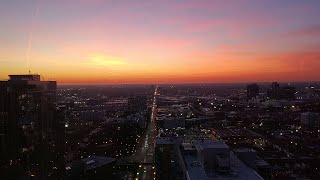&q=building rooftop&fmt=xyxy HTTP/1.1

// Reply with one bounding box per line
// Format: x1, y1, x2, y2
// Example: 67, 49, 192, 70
9, 74, 40, 81
195, 141, 229, 150
156, 137, 175, 145
81, 156, 115, 171
184, 152, 263, 180
66, 156, 115, 177
182, 143, 195, 151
